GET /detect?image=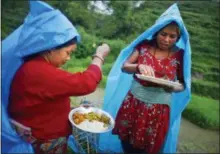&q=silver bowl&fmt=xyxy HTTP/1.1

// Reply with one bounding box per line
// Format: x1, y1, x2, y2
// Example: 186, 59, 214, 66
68, 106, 115, 134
